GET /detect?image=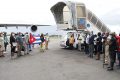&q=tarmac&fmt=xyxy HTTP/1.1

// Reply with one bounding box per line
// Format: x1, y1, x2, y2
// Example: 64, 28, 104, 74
0, 39, 120, 80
